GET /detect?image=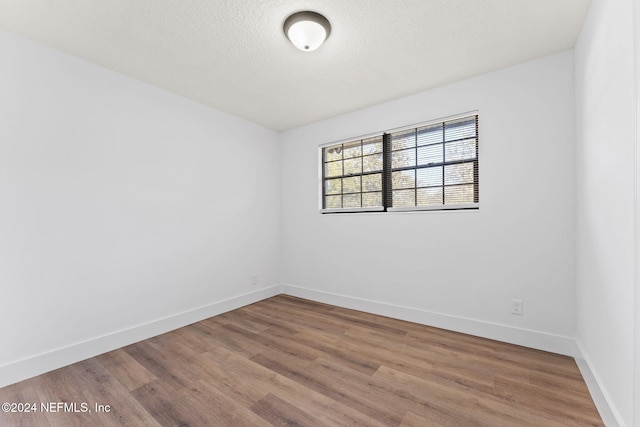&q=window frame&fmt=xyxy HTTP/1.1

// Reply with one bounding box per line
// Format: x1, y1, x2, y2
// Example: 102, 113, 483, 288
319, 111, 479, 214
